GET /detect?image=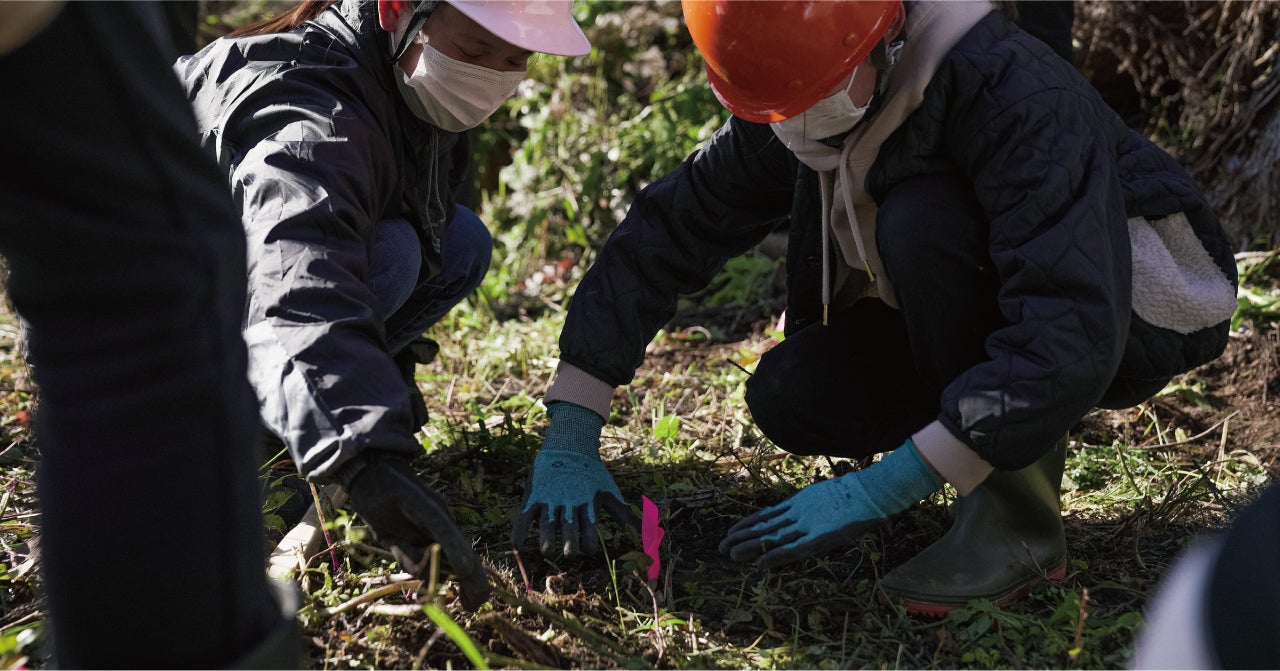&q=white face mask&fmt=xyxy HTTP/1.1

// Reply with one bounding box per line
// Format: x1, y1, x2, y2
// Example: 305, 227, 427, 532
396, 39, 525, 132
772, 66, 870, 142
